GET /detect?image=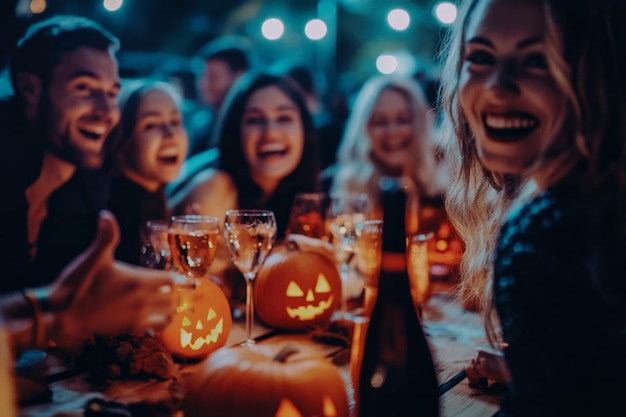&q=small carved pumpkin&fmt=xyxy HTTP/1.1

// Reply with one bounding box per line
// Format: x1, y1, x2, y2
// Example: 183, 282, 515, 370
255, 244, 341, 330
184, 345, 349, 417
156, 279, 232, 359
